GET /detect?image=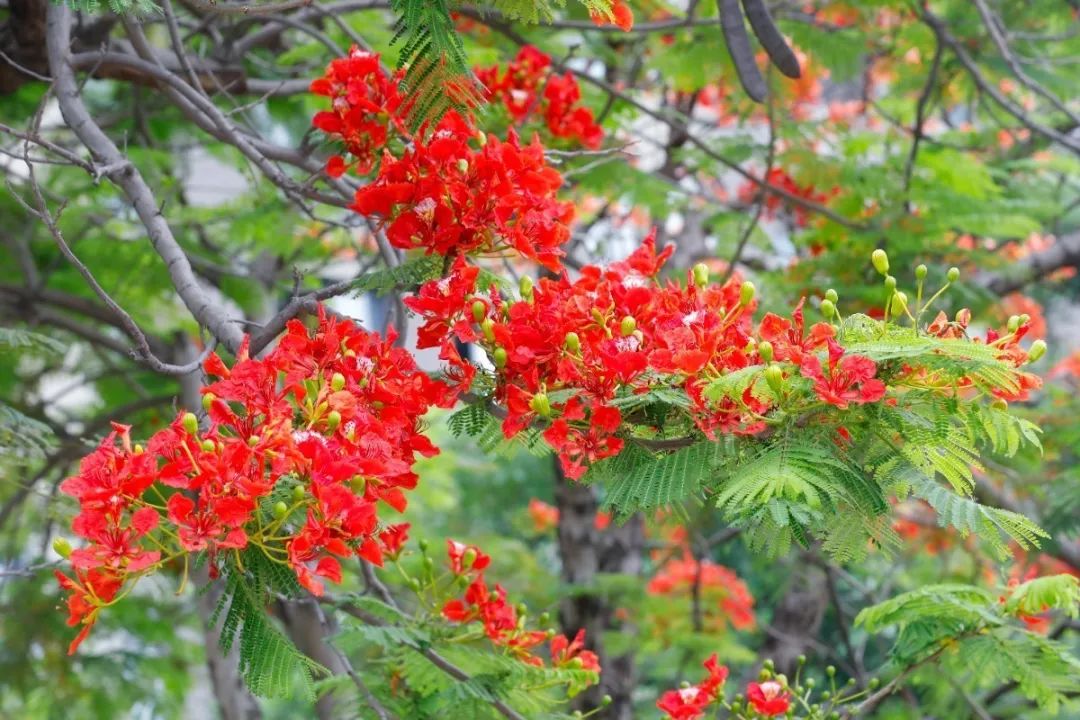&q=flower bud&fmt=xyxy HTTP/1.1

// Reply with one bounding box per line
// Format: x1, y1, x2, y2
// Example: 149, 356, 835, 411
692, 263, 709, 288
601, 695, 613, 707
273, 501, 288, 519
519, 275, 533, 298
868, 677, 880, 690
529, 392, 551, 417
825, 289, 838, 304
492, 347, 507, 368
620, 315, 636, 336
739, 281, 755, 306
471, 299, 487, 323
826, 665, 836, 677
820, 299, 836, 318
1018, 313, 1030, 326
481, 318, 495, 342
947, 266, 960, 282
462, 547, 478, 569
891, 291, 908, 317
763, 659, 774, 671
248, 435, 259, 447
871, 249, 889, 275
134, 444, 144, 454
201, 439, 216, 453
326, 410, 342, 433
1007, 315, 1020, 333
804, 678, 815, 689
990, 398, 1008, 412
456, 158, 469, 174
564, 332, 580, 353
350, 476, 367, 494
884, 275, 897, 291
181, 412, 199, 435
418, 538, 429, 552
915, 264, 928, 280
1028, 339, 1047, 363
765, 364, 784, 394
758, 340, 774, 364
331, 372, 346, 392
202, 392, 216, 412
52, 537, 72, 559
